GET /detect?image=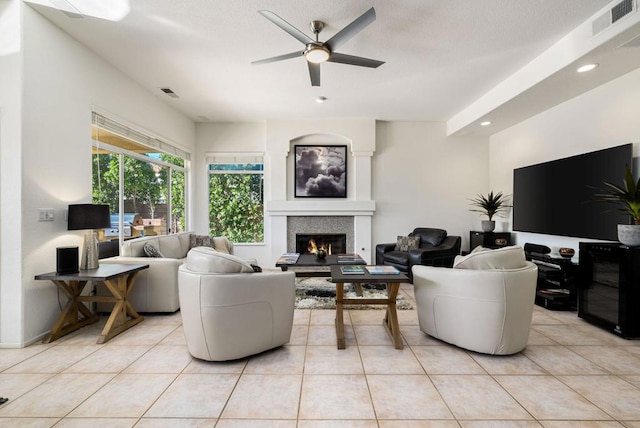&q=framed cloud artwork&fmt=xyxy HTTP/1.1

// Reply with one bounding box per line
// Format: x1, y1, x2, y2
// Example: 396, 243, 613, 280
294, 145, 347, 198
